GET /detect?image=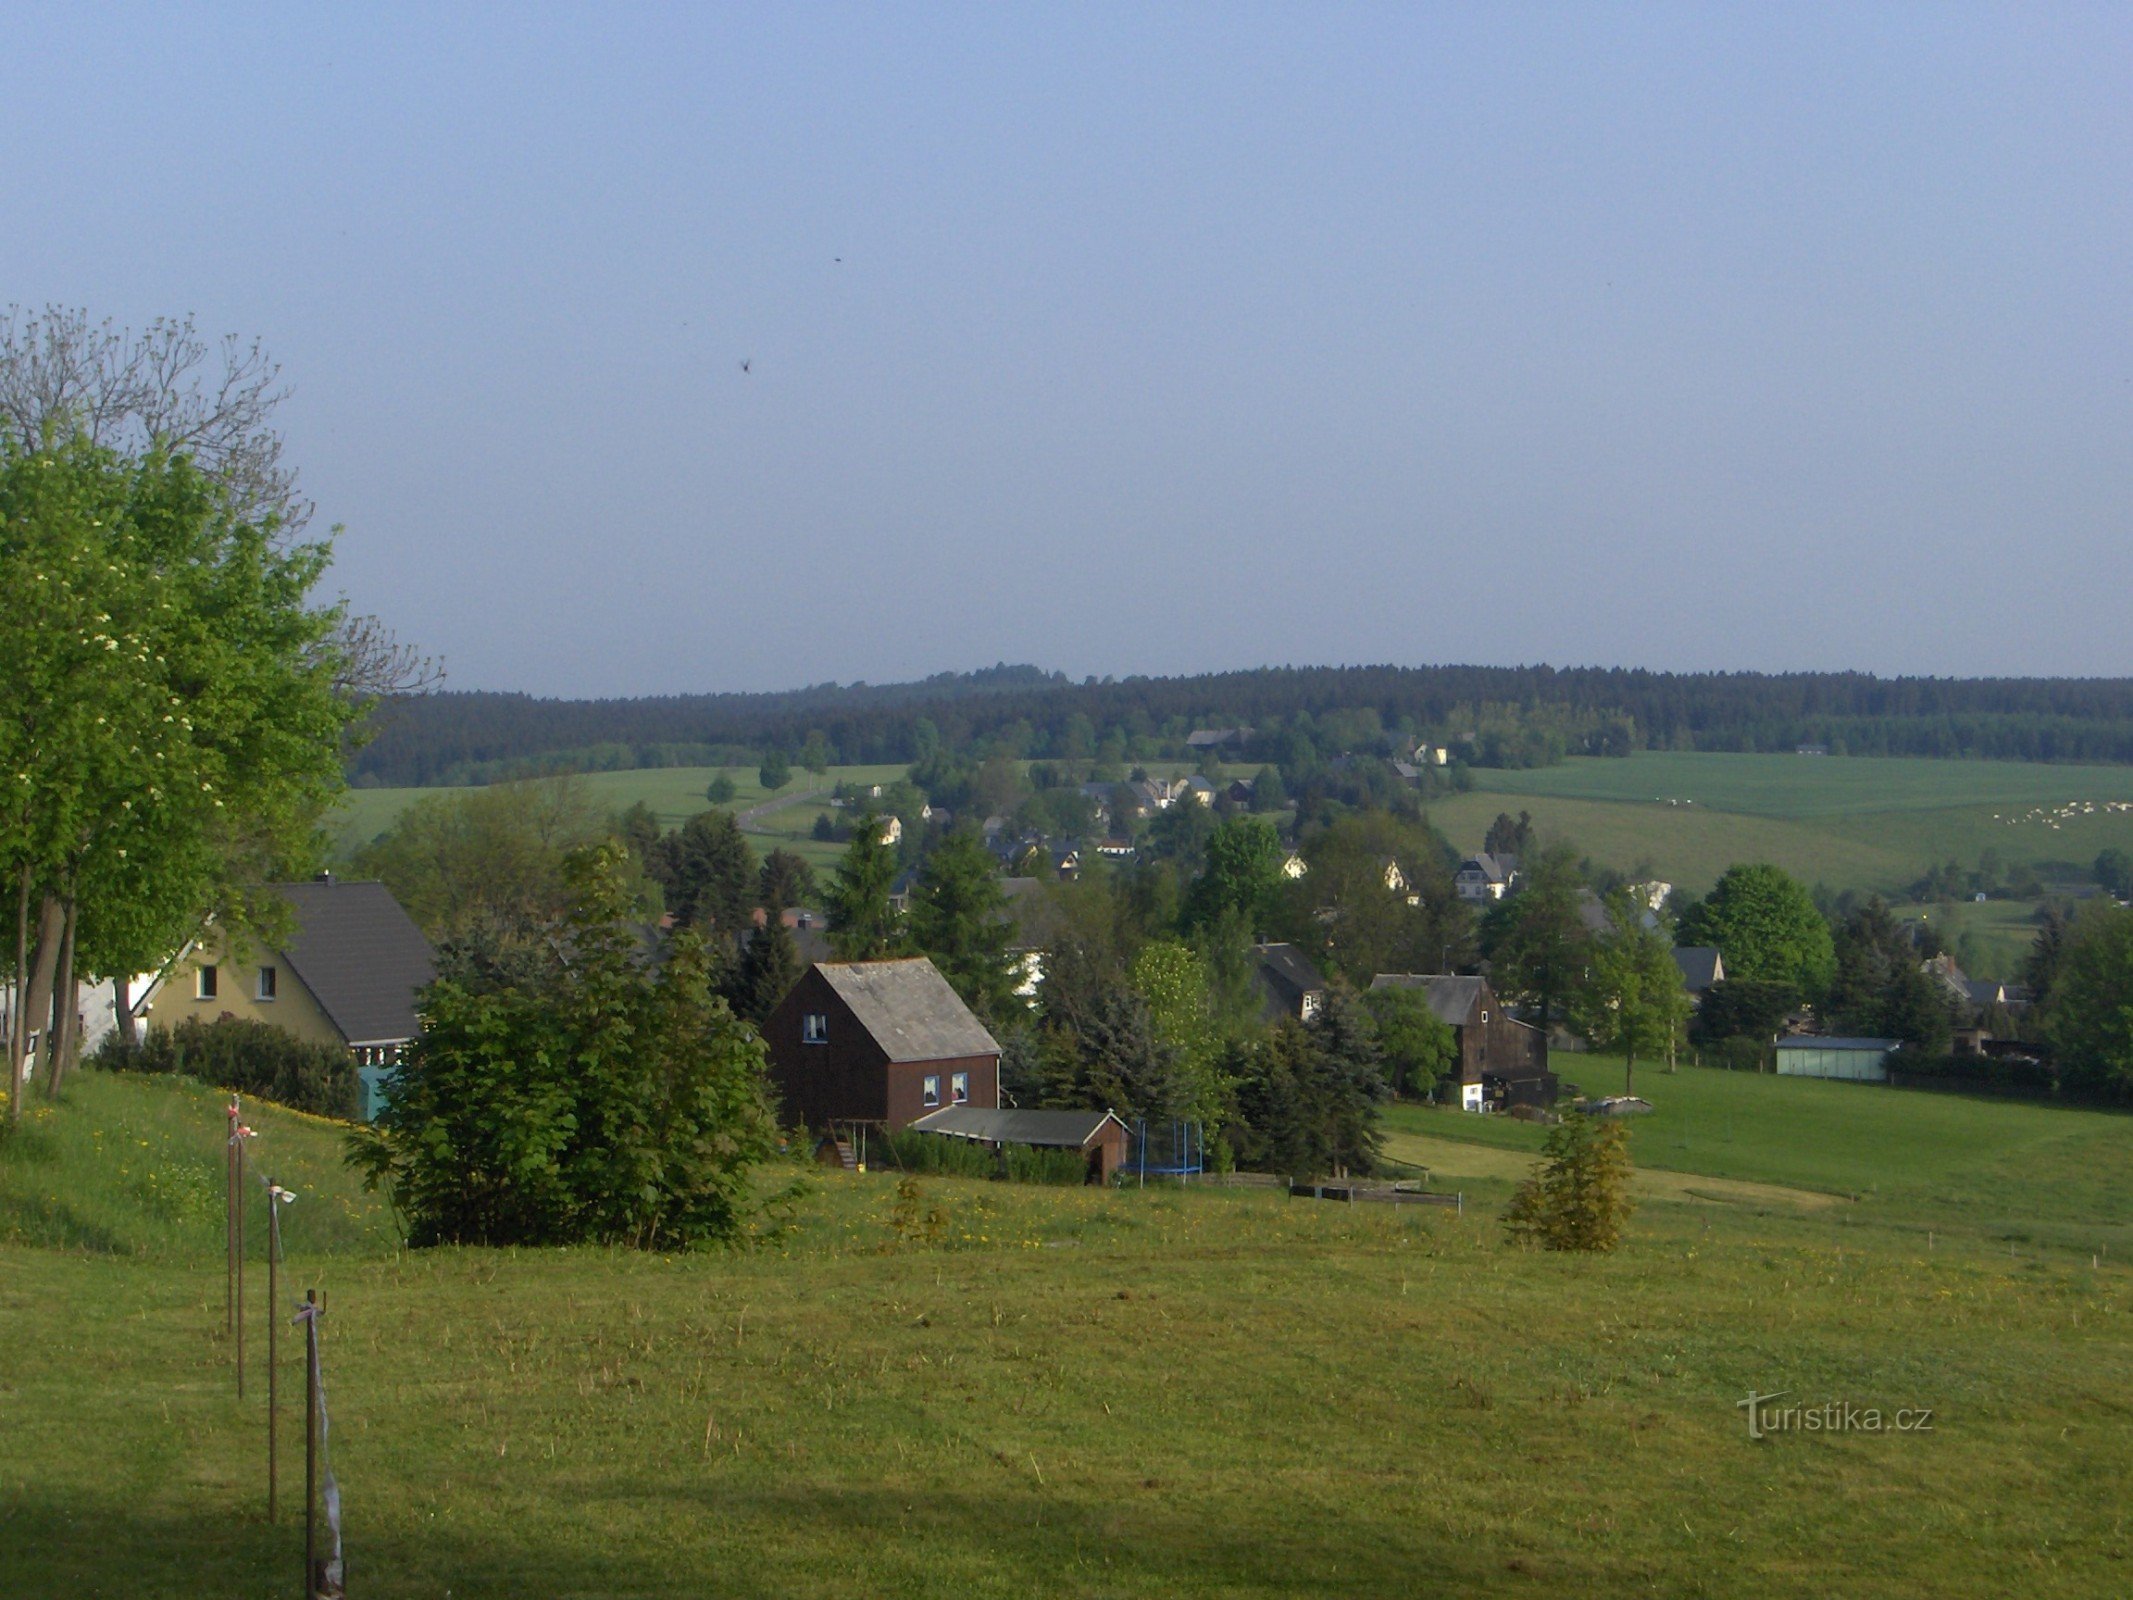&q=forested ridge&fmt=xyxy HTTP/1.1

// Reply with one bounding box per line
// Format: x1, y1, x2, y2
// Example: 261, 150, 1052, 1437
351, 663, 2133, 786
